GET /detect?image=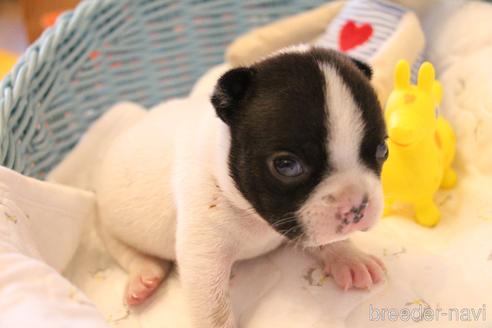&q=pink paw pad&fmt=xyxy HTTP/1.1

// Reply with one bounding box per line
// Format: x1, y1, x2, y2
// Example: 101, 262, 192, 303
125, 273, 163, 305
